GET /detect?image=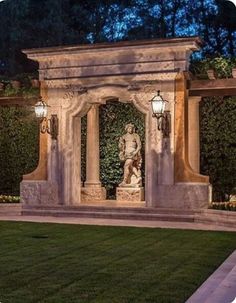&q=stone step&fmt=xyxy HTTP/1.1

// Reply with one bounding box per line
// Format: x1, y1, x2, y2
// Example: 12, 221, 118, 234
186, 251, 236, 303
22, 208, 195, 222
204, 264, 236, 303
195, 209, 236, 228
23, 204, 196, 216
0, 203, 22, 215
5, 203, 234, 228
